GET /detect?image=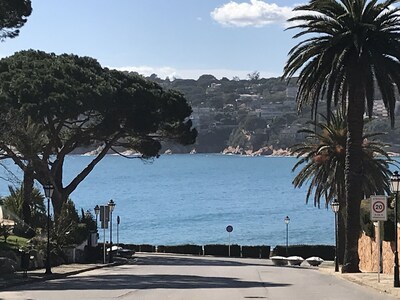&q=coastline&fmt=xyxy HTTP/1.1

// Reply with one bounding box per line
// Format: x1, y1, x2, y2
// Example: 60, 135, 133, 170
78, 144, 400, 158
221, 146, 294, 157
